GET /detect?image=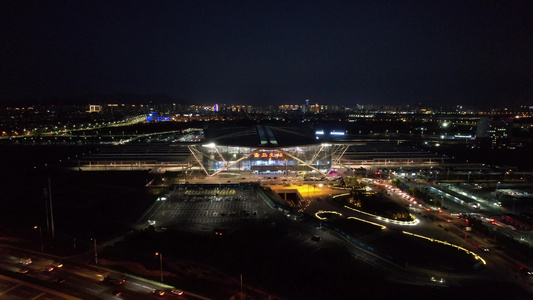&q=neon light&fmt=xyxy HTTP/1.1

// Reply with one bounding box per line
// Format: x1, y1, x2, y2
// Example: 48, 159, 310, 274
344, 205, 419, 226
253, 152, 284, 159
402, 231, 486, 265
315, 210, 343, 220
347, 216, 386, 229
